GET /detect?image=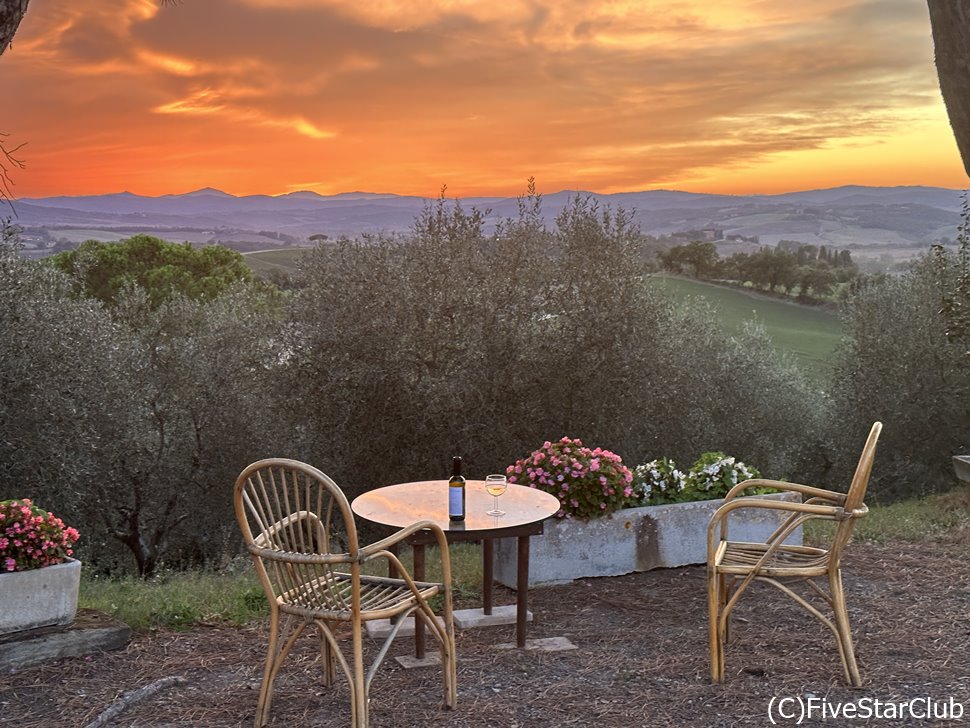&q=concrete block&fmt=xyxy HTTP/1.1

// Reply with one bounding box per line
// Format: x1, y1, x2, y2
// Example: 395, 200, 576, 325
365, 615, 445, 639
495, 636, 577, 652
954, 455, 970, 484
494, 492, 802, 587
453, 605, 531, 630
394, 653, 442, 669
0, 559, 81, 635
